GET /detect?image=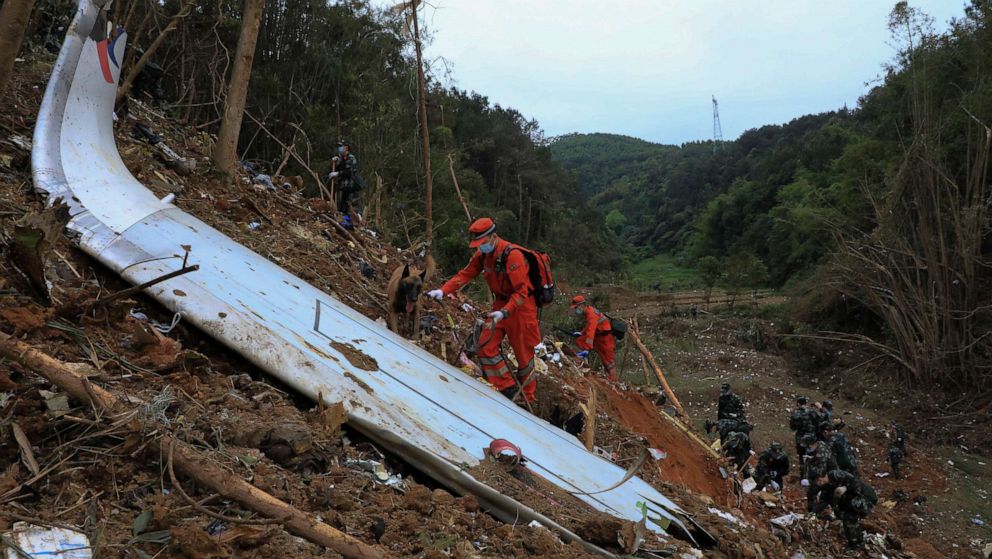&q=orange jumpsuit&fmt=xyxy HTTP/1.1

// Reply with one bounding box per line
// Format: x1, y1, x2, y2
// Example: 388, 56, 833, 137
577, 305, 616, 380
442, 238, 540, 401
